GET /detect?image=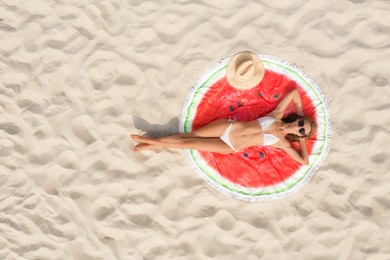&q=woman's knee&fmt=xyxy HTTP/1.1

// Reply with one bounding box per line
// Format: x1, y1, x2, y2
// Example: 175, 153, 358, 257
182, 137, 196, 146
